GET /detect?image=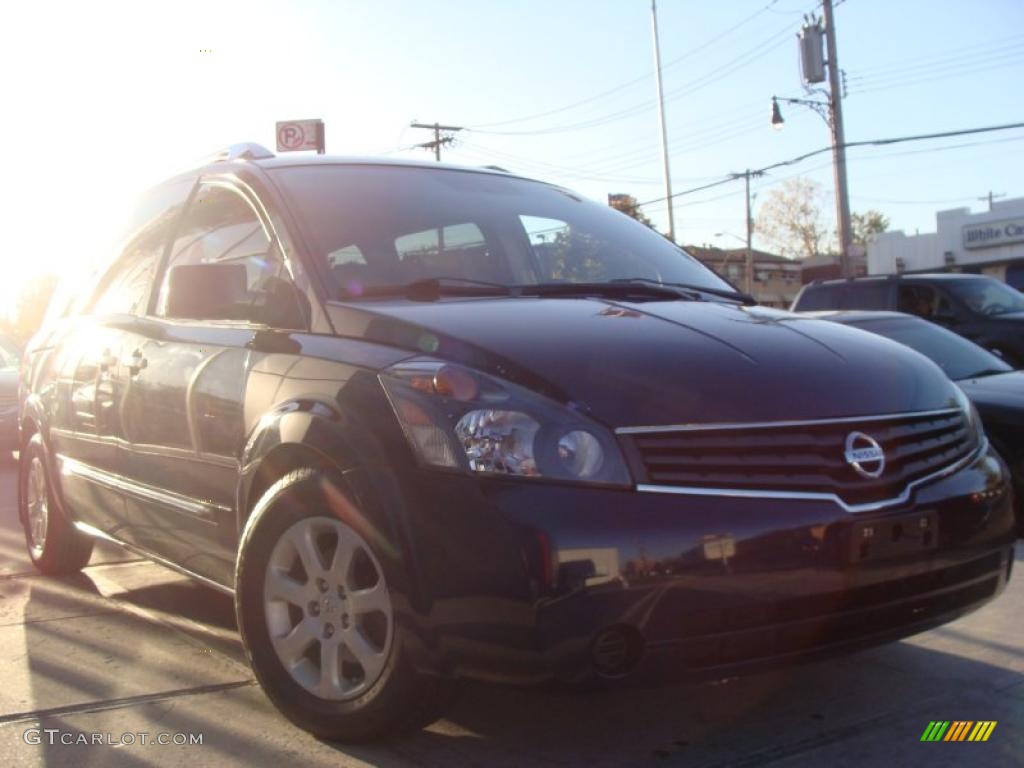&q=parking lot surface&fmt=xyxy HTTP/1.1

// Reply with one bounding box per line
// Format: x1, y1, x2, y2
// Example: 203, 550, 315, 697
0, 459, 1018, 767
